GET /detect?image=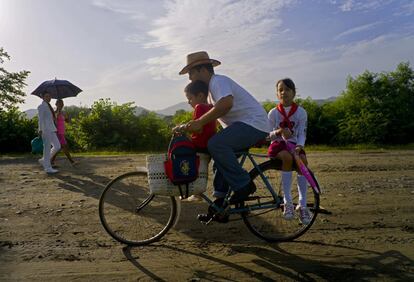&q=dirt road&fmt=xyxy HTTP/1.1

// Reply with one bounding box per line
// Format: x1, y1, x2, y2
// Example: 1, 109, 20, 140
1, 151, 413, 281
